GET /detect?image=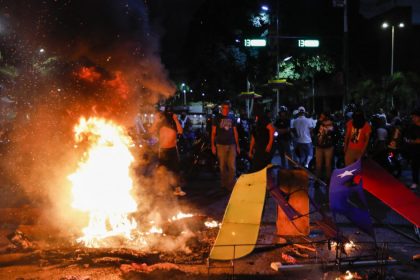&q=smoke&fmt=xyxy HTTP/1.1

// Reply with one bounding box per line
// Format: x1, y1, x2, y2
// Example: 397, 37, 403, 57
0, 0, 187, 242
